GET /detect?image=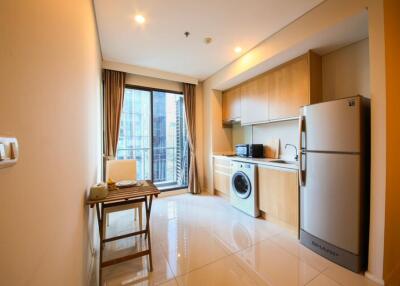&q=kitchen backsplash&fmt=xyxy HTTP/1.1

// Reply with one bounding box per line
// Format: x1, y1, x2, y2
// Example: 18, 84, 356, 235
232, 120, 299, 161
232, 123, 252, 146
